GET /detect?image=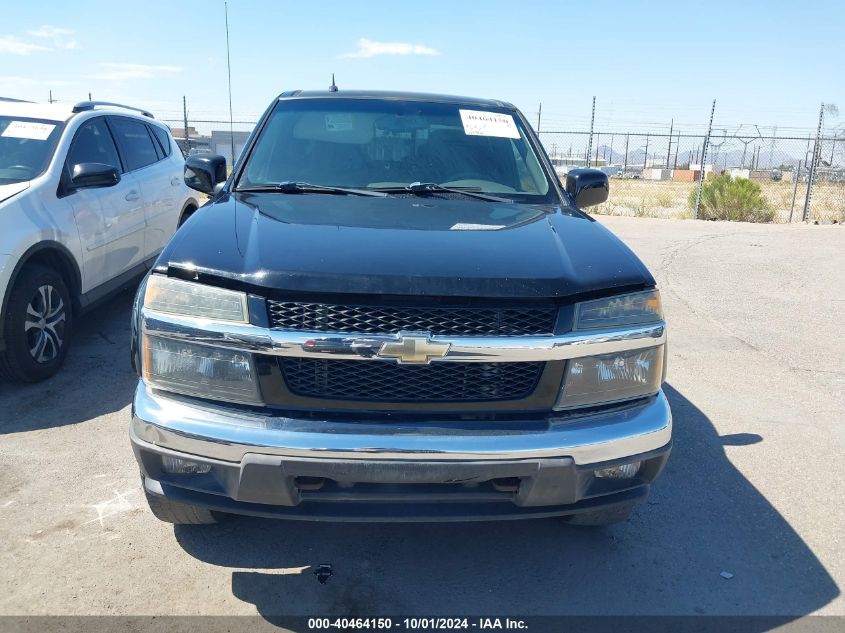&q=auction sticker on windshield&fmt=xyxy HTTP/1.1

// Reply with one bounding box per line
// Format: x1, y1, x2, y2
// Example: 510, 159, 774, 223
1, 121, 56, 140
459, 110, 520, 139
